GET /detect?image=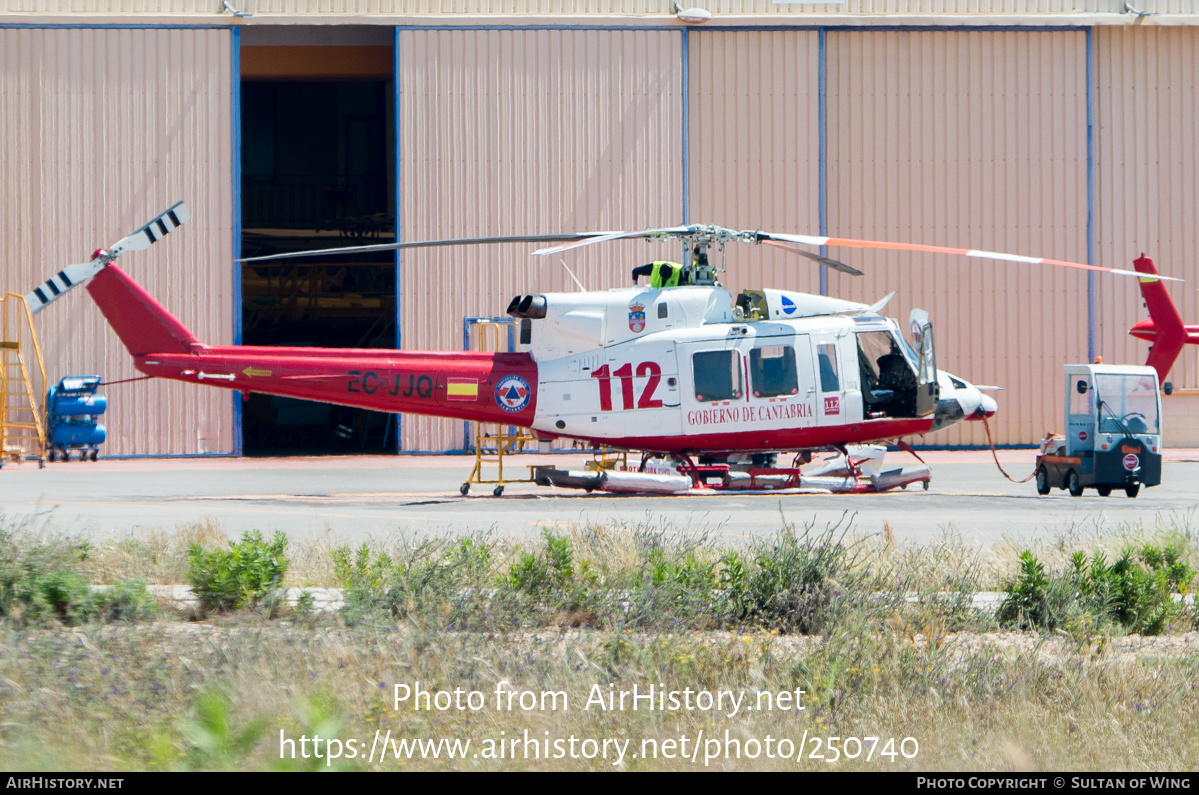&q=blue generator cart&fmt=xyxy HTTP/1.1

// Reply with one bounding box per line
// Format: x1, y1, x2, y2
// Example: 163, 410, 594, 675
46, 375, 107, 462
